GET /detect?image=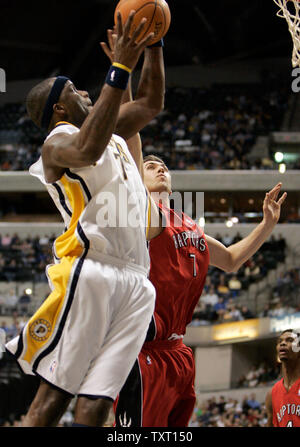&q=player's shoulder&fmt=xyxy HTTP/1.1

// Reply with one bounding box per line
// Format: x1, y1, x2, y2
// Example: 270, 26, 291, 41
44, 122, 79, 145
271, 377, 284, 394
